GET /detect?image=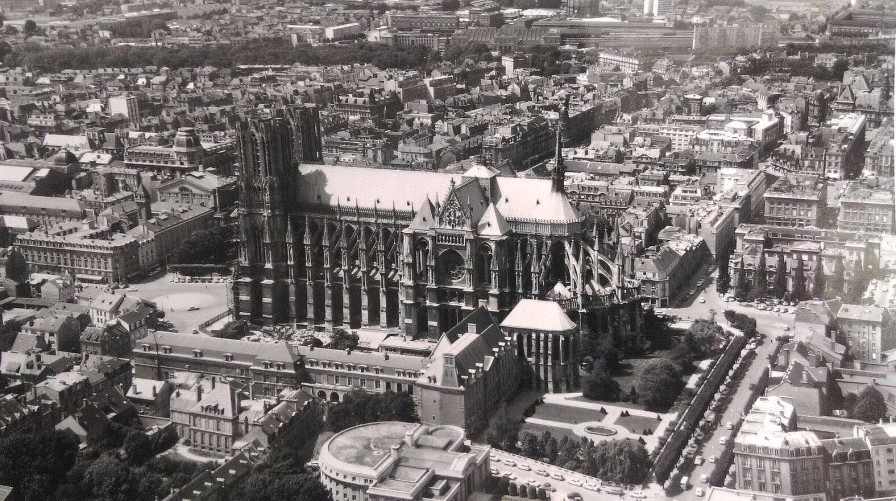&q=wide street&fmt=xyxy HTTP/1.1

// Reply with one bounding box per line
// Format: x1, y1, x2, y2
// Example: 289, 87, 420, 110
662, 266, 791, 500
